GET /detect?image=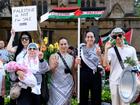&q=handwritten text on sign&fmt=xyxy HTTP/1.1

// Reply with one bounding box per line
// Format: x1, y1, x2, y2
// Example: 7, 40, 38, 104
12, 6, 37, 32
